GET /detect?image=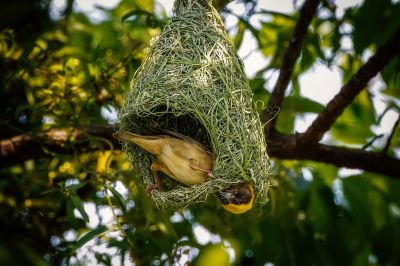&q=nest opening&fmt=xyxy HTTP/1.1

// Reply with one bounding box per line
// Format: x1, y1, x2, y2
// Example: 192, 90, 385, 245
123, 106, 213, 191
